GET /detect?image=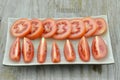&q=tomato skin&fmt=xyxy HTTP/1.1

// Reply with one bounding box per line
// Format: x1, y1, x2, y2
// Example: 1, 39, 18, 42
22, 37, 34, 63
37, 37, 47, 63
42, 18, 57, 38
9, 38, 21, 62
26, 19, 43, 40
78, 36, 90, 62
64, 40, 76, 62
53, 19, 72, 40
82, 17, 97, 37
92, 36, 108, 60
51, 42, 61, 63
93, 18, 107, 36
69, 19, 86, 39
10, 18, 31, 38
